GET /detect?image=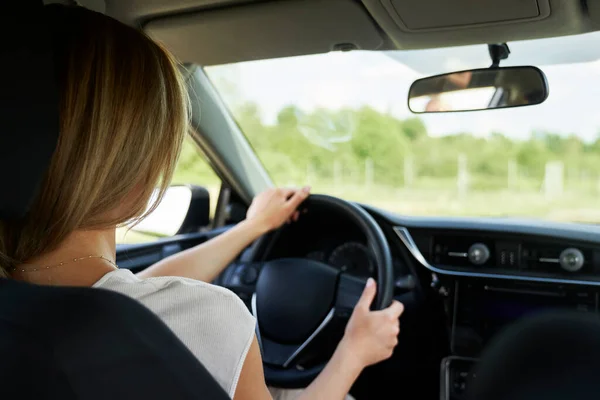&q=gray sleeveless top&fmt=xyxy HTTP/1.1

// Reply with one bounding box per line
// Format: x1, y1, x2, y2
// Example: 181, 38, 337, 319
94, 269, 256, 397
